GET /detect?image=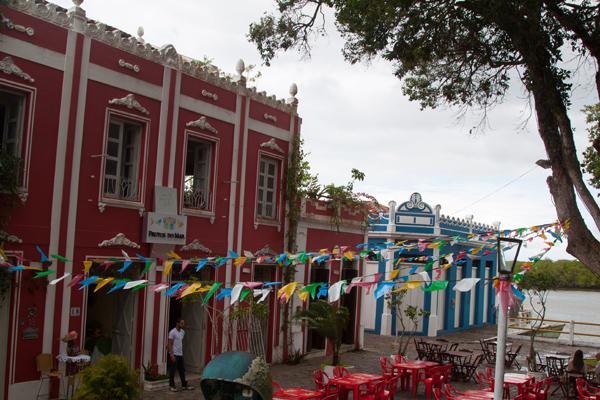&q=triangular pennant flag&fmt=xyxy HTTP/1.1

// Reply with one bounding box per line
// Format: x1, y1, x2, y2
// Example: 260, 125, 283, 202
141, 260, 154, 275
78, 276, 99, 290
422, 280, 449, 291
453, 278, 480, 292
94, 277, 114, 292
230, 283, 244, 304
164, 282, 185, 296
50, 272, 71, 285
83, 261, 92, 274
35, 270, 56, 278
196, 259, 208, 272
107, 280, 128, 293
180, 260, 191, 273
374, 282, 396, 299
328, 281, 345, 303
36, 246, 50, 263
118, 261, 132, 273
67, 274, 84, 287
163, 261, 174, 278
124, 280, 147, 289
51, 255, 69, 262
202, 283, 222, 305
